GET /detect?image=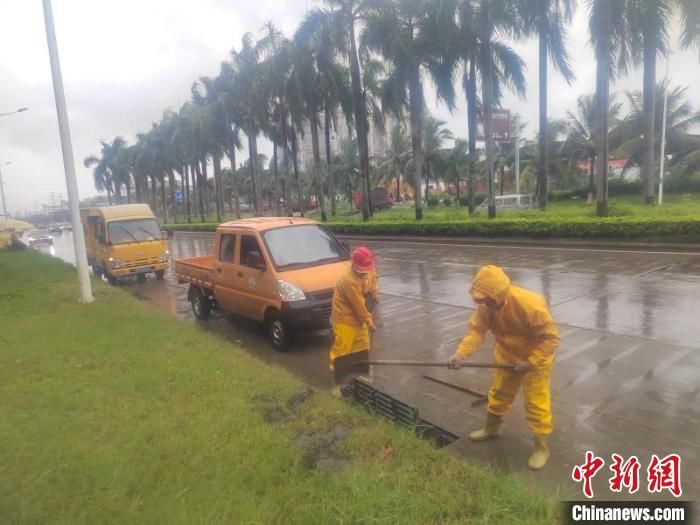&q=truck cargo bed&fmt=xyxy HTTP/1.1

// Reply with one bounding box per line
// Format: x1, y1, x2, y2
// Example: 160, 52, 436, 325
174, 256, 216, 288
